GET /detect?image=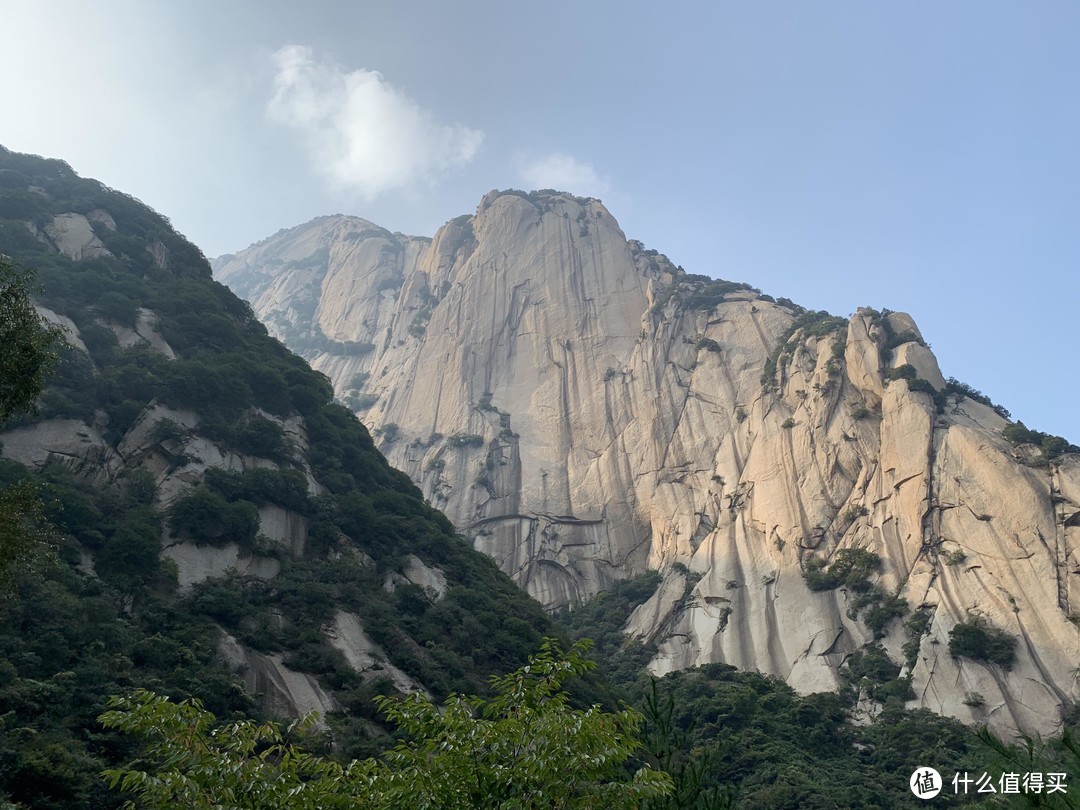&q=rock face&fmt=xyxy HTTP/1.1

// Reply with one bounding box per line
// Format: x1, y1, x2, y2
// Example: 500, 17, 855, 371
216, 190, 1080, 736
218, 633, 340, 721
1, 243, 436, 721
44, 213, 113, 260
